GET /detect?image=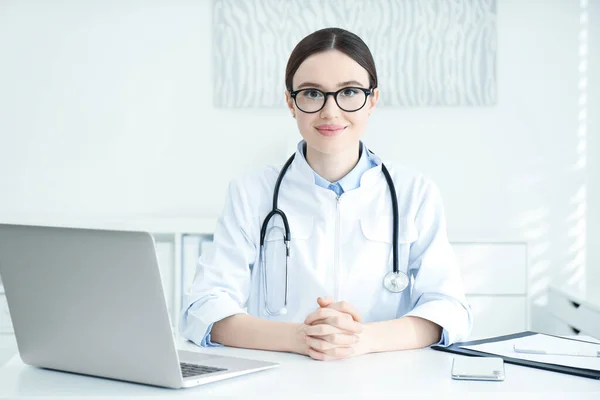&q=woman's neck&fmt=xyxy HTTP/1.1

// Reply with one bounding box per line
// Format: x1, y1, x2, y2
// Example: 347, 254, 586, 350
305, 143, 361, 183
